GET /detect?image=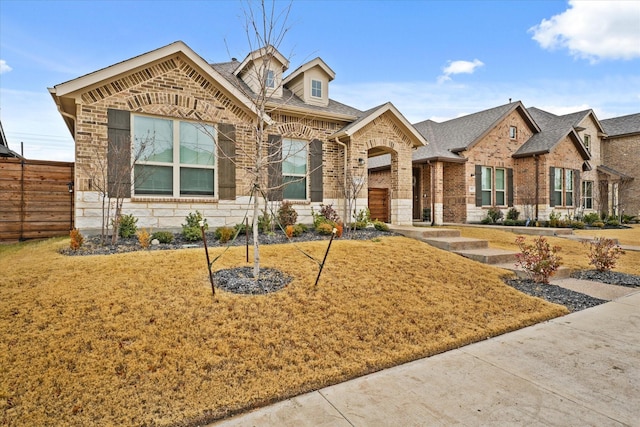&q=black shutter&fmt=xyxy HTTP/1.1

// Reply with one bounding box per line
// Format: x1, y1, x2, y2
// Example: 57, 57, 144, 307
549, 167, 556, 207
267, 134, 282, 201
217, 124, 236, 200
107, 109, 131, 198
507, 168, 514, 207
309, 139, 323, 202
475, 165, 482, 207
574, 169, 580, 208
